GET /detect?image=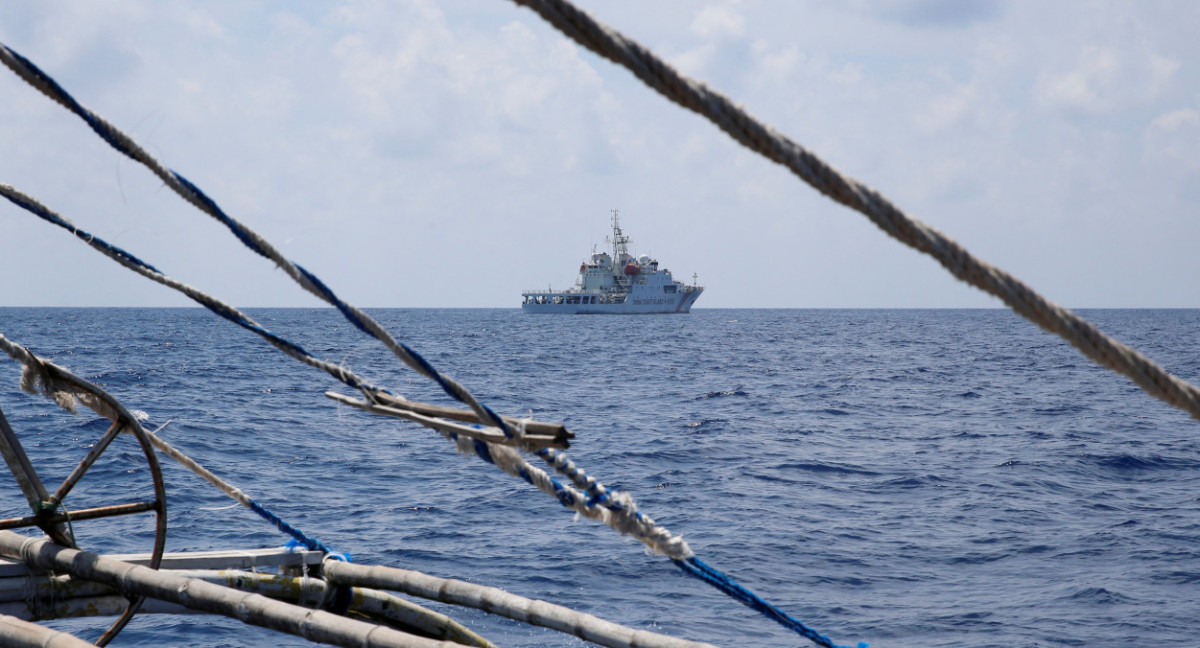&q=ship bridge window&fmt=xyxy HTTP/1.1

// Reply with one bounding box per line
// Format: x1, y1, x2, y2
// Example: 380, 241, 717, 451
664, 285, 677, 294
